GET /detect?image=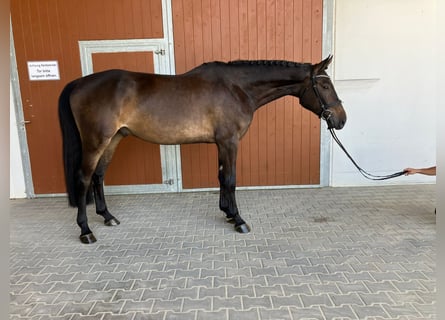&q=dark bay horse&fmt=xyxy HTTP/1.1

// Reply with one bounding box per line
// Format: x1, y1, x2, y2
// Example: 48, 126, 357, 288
59, 55, 346, 243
